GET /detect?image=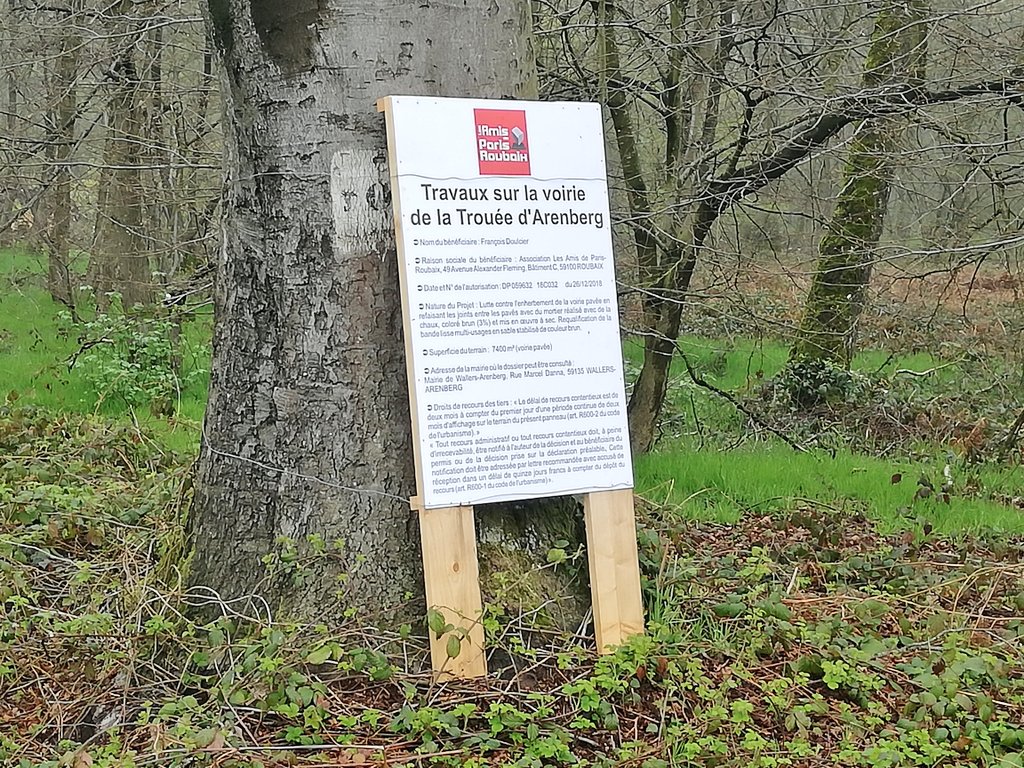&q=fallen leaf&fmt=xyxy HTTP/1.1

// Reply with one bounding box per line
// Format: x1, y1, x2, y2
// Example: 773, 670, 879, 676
207, 730, 225, 751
